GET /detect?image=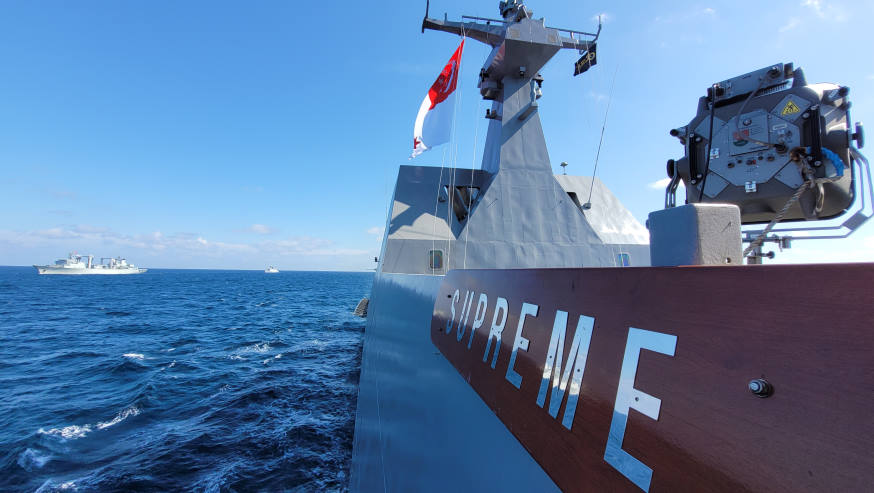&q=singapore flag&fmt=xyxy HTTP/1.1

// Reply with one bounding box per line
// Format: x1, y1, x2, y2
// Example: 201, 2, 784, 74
411, 39, 464, 159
